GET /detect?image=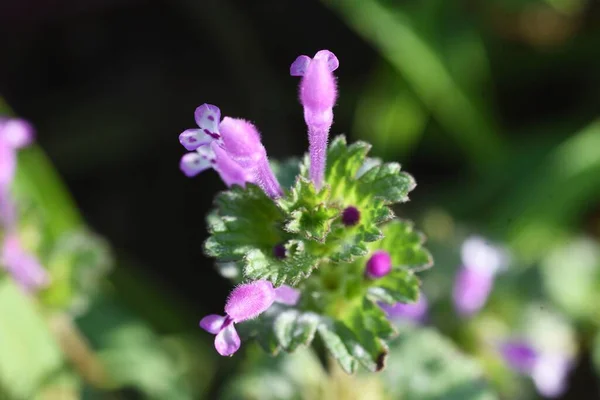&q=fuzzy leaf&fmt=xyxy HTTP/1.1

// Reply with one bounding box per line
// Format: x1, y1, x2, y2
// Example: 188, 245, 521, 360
377, 220, 433, 271
244, 240, 319, 286
205, 185, 284, 261
367, 269, 421, 305
317, 321, 359, 374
